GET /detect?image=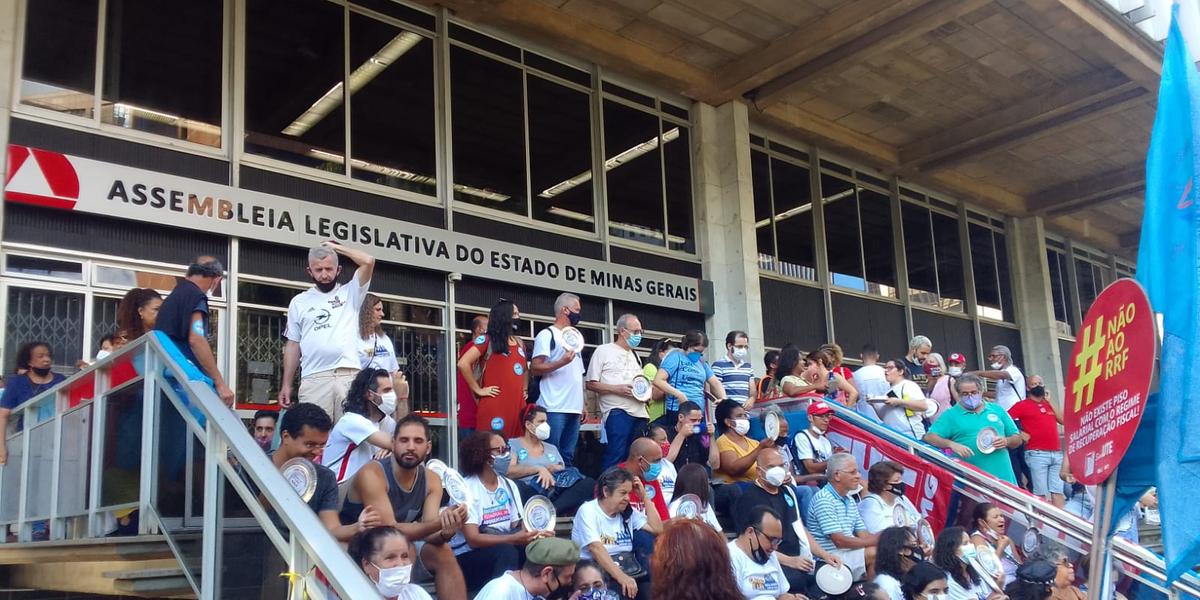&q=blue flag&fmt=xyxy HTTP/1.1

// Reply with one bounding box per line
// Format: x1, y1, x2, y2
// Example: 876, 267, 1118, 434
1120, 3, 1200, 583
